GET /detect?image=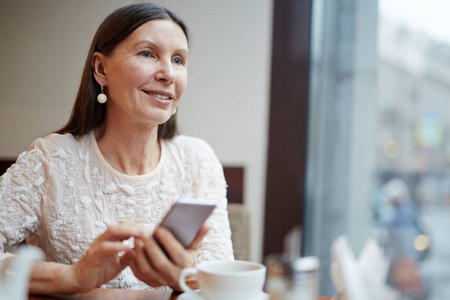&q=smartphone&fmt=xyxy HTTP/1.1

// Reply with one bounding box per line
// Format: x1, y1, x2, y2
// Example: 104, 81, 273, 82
156, 198, 216, 248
